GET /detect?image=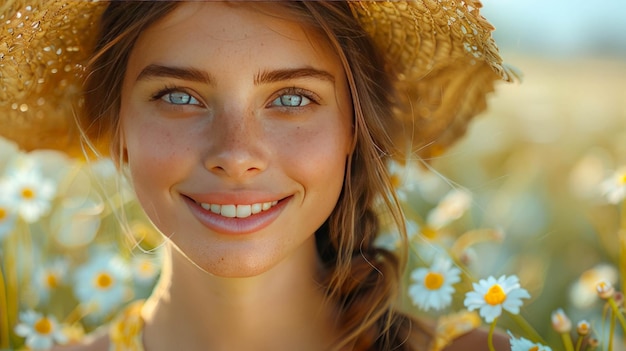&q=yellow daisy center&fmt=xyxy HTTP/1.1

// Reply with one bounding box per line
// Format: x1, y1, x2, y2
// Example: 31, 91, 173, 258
529, 347, 539, 351
21, 187, 35, 200
137, 260, 156, 278
424, 272, 444, 290
390, 174, 402, 188
140, 261, 152, 272
46, 273, 59, 289
484, 284, 507, 305
94, 272, 114, 290
619, 173, 626, 185
421, 226, 438, 239
577, 321, 590, 335
0, 208, 6, 221
34, 317, 52, 335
